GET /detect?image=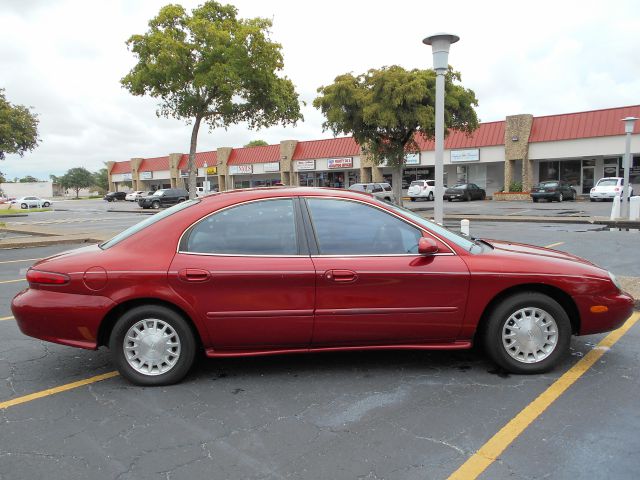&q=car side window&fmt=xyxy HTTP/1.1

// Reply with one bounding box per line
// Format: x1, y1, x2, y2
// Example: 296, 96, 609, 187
184, 198, 298, 255
306, 198, 422, 255
372, 184, 383, 193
